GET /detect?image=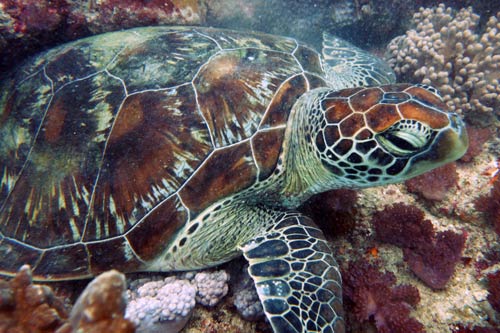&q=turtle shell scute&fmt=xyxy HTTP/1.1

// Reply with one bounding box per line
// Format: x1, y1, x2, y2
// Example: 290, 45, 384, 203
0, 26, 327, 278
